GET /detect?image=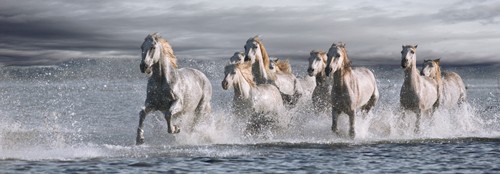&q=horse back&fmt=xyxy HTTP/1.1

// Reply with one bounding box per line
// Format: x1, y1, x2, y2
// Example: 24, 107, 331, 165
351, 67, 378, 105
176, 68, 212, 105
